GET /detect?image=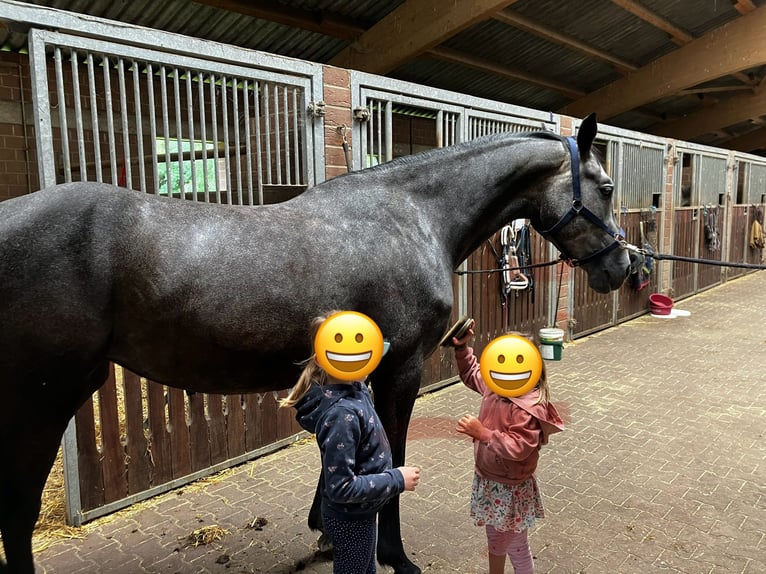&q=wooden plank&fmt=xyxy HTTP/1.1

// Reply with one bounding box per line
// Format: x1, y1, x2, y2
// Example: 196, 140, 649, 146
75, 396, 104, 512
167, 387, 192, 478
146, 381, 172, 486
259, 391, 279, 447
206, 394, 229, 465
98, 364, 128, 503
225, 394, 247, 458
189, 392, 211, 472
243, 393, 261, 451
122, 368, 150, 494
